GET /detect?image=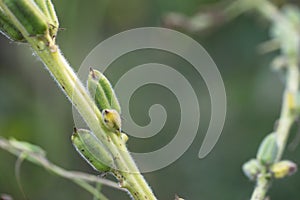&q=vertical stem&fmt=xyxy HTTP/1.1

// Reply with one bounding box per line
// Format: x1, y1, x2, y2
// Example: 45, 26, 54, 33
276, 64, 299, 160
250, 174, 270, 200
